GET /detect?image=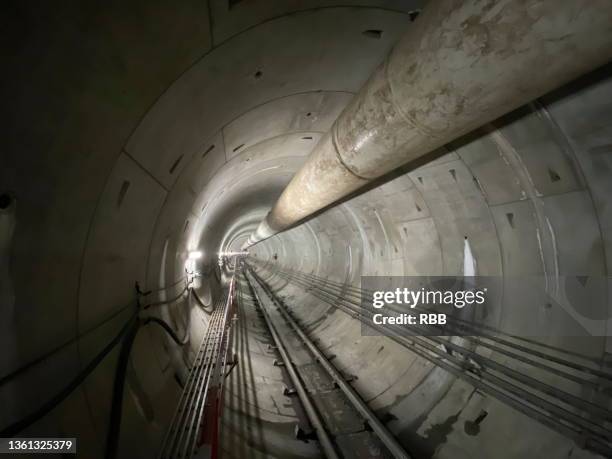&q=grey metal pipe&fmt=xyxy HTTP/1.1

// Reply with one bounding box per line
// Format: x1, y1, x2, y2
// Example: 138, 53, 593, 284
244, 0, 612, 247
